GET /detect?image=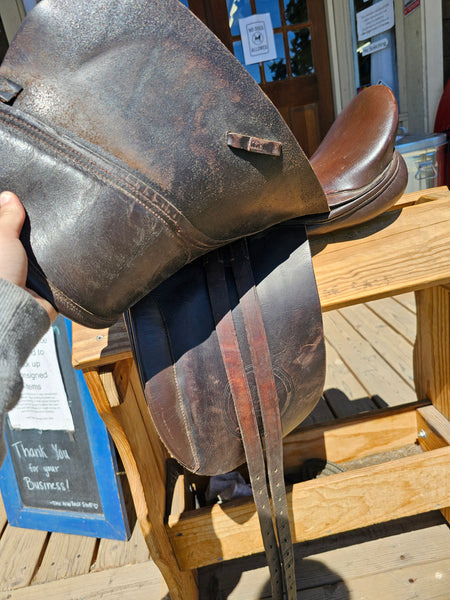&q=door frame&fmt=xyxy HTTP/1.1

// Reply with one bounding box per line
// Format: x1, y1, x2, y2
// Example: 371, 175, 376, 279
325, 0, 443, 133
